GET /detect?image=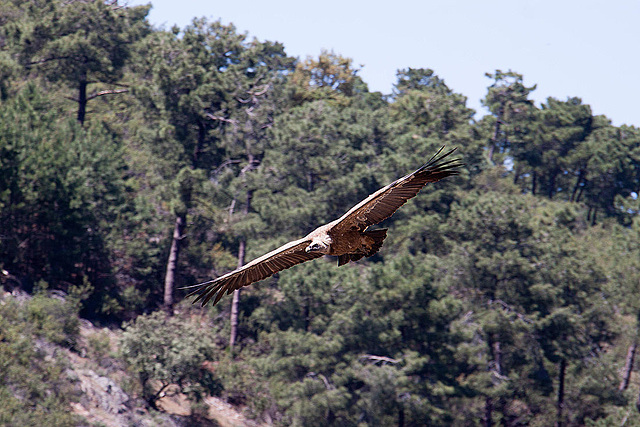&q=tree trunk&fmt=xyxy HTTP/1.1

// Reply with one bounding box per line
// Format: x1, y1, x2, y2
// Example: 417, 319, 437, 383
575, 184, 585, 203
484, 397, 493, 427
193, 120, 206, 168
229, 238, 245, 351
163, 118, 202, 314
621, 343, 637, 391
570, 170, 584, 202
493, 341, 502, 375
488, 110, 503, 165
556, 358, 566, 427
303, 299, 310, 332
77, 79, 88, 125
532, 171, 537, 195
484, 339, 503, 427
548, 170, 557, 199
398, 404, 405, 427
229, 190, 253, 351
587, 206, 598, 225
163, 213, 186, 314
